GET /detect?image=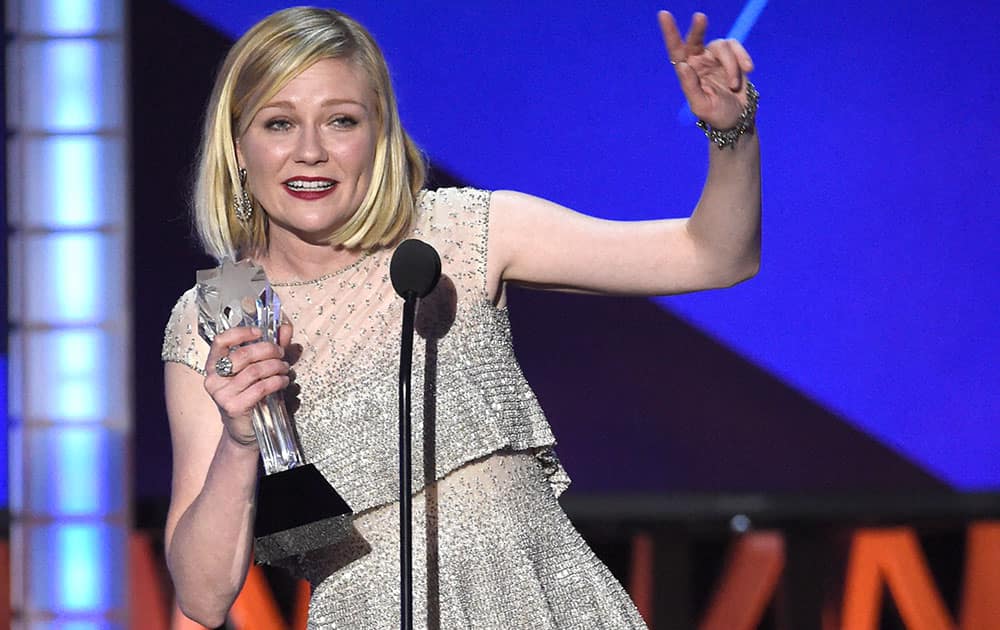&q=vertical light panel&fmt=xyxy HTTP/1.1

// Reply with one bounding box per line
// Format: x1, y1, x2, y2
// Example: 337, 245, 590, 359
6, 0, 130, 627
